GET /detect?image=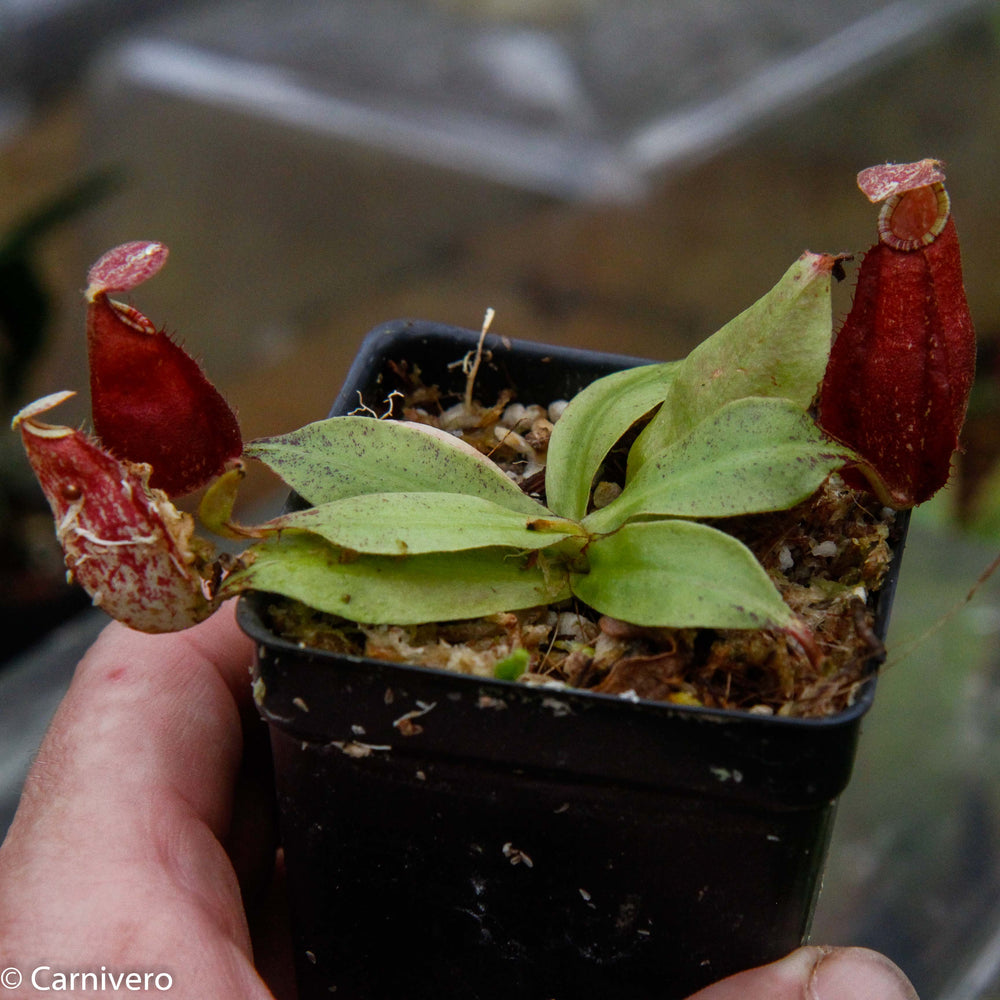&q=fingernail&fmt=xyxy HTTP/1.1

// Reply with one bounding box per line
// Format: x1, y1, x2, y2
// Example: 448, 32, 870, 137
810, 947, 920, 1000
768, 946, 828, 982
